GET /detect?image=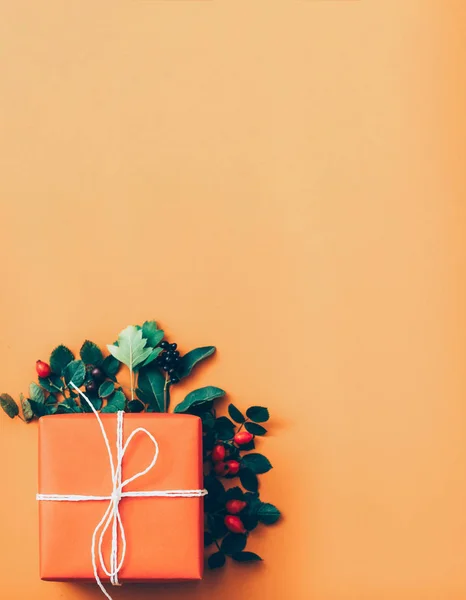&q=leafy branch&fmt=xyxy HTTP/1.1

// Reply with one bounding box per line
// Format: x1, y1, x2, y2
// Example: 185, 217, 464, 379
0, 319, 281, 568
